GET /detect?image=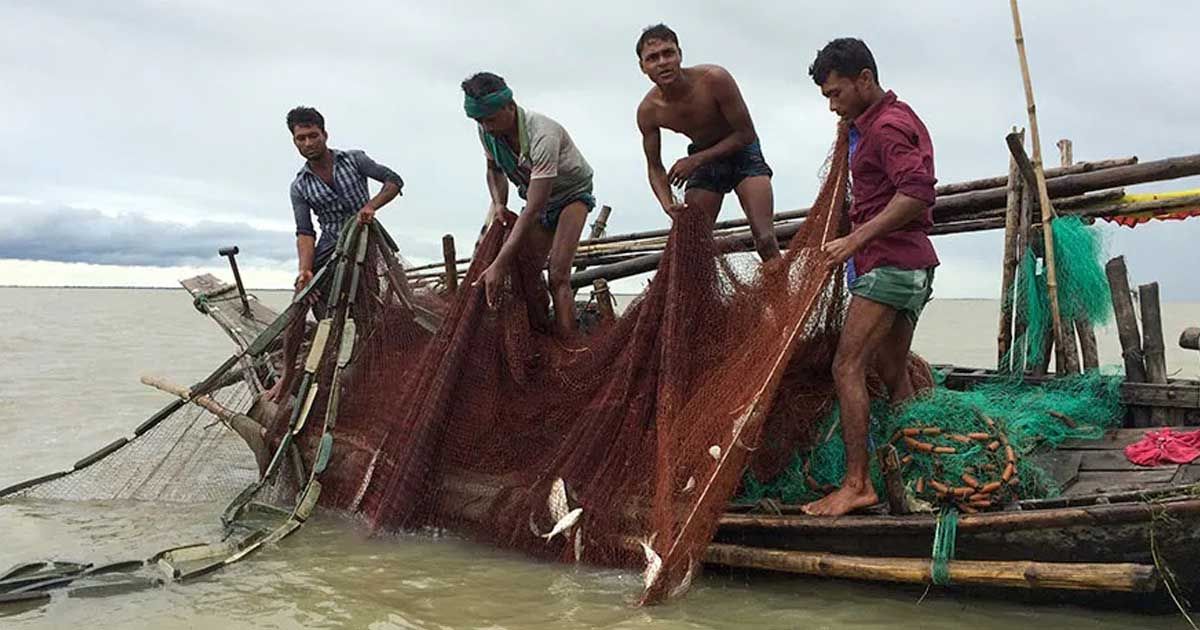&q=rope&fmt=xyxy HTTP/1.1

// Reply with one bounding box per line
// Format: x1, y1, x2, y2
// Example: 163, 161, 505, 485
930, 505, 958, 586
